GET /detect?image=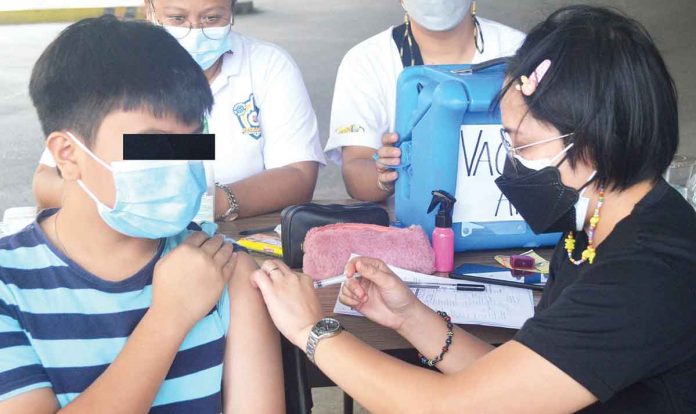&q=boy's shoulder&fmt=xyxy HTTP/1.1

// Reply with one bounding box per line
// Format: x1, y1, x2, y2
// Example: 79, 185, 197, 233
0, 218, 244, 285
0, 218, 70, 294
161, 221, 216, 253
0, 220, 60, 270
